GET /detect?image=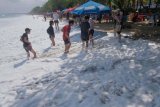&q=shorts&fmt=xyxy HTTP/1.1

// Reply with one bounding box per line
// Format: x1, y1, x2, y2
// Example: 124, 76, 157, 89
49, 34, 55, 38
89, 29, 94, 36
81, 32, 89, 41
54, 20, 59, 24
64, 39, 71, 45
24, 45, 32, 52
115, 24, 122, 34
